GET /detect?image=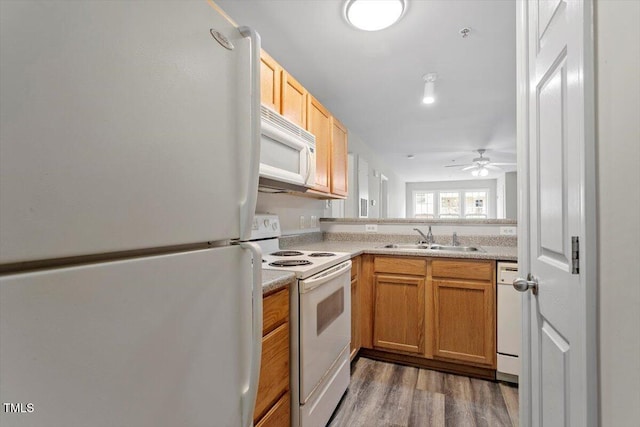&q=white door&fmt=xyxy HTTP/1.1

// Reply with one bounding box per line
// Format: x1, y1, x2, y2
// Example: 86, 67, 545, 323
0, 247, 252, 427
0, 1, 256, 263
517, 0, 597, 425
